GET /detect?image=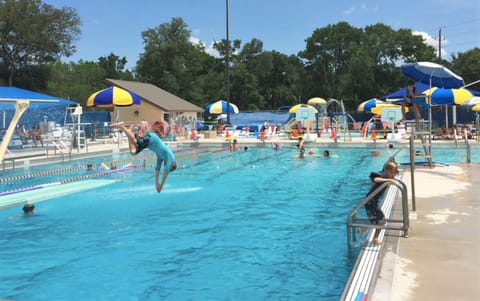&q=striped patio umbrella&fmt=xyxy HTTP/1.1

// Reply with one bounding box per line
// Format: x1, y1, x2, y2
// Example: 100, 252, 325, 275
402, 62, 464, 89
288, 104, 318, 113
204, 100, 239, 114
357, 99, 384, 113
87, 86, 141, 107
460, 96, 480, 106
422, 87, 474, 105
